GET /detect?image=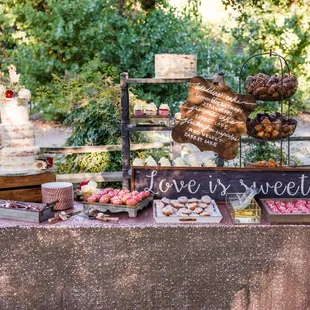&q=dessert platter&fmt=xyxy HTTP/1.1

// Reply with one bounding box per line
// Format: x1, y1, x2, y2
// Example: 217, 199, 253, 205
0, 65, 40, 175
131, 102, 171, 126
153, 195, 223, 223
82, 187, 153, 218
260, 198, 310, 224
0, 199, 57, 223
